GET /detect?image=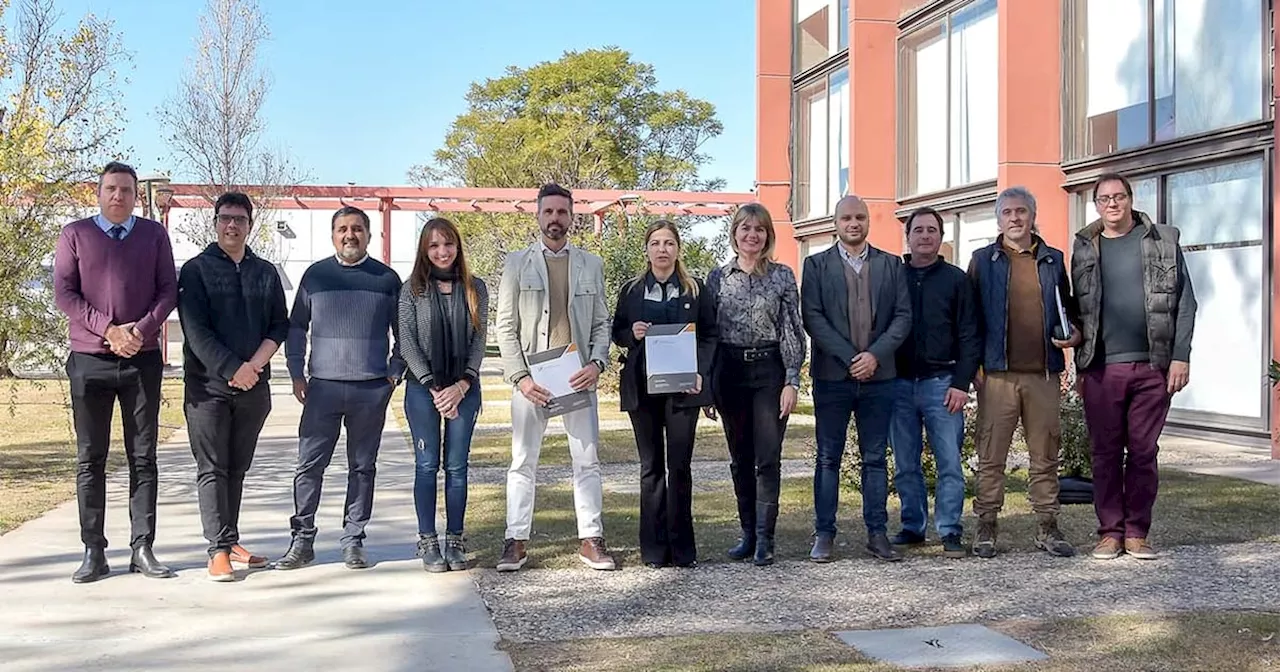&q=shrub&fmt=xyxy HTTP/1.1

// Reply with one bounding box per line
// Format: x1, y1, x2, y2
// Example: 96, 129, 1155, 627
837, 394, 981, 496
